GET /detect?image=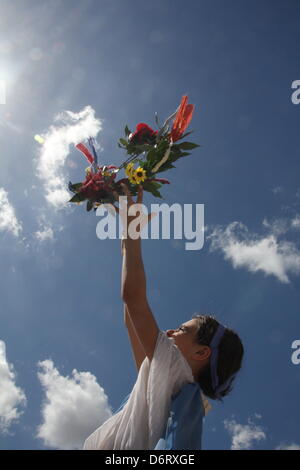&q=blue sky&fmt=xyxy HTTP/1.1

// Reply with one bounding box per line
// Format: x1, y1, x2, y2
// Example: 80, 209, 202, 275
0, 0, 300, 450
